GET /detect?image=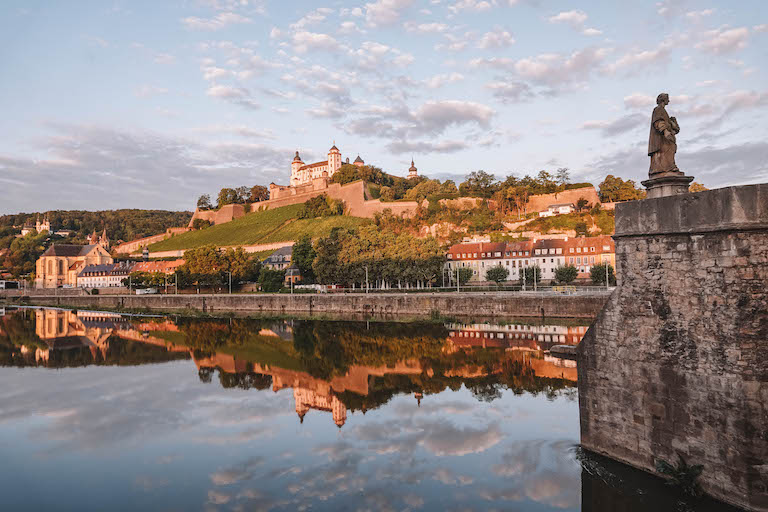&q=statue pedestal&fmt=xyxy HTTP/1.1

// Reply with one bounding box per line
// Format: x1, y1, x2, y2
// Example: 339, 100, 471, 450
641, 172, 694, 199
